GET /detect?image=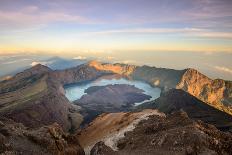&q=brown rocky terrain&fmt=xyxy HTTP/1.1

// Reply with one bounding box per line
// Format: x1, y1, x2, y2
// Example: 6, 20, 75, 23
77, 109, 164, 154
88, 61, 232, 115
75, 84, 151, 124
0, 63, 108, 132
90, 111, 232, 155
176, 68, 232, 114
0, 117, 84, 155
138, 89, 232, 132
88, 61, 136, 76
0, 64, 82, 132
50, 63, 110, 85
